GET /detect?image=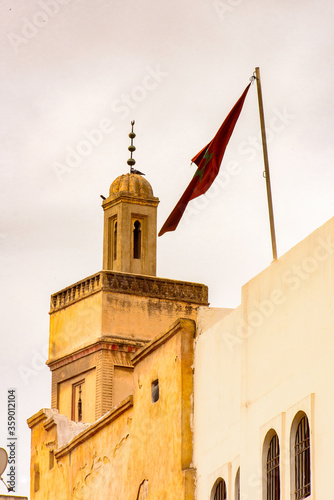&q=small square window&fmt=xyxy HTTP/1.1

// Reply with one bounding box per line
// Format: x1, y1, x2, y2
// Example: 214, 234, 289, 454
151, 380, 159, 403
